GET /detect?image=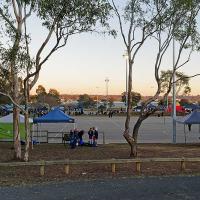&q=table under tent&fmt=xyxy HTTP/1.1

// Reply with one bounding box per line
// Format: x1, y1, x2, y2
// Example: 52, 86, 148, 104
176, 110, 200, 143
32, 109, 75, 143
